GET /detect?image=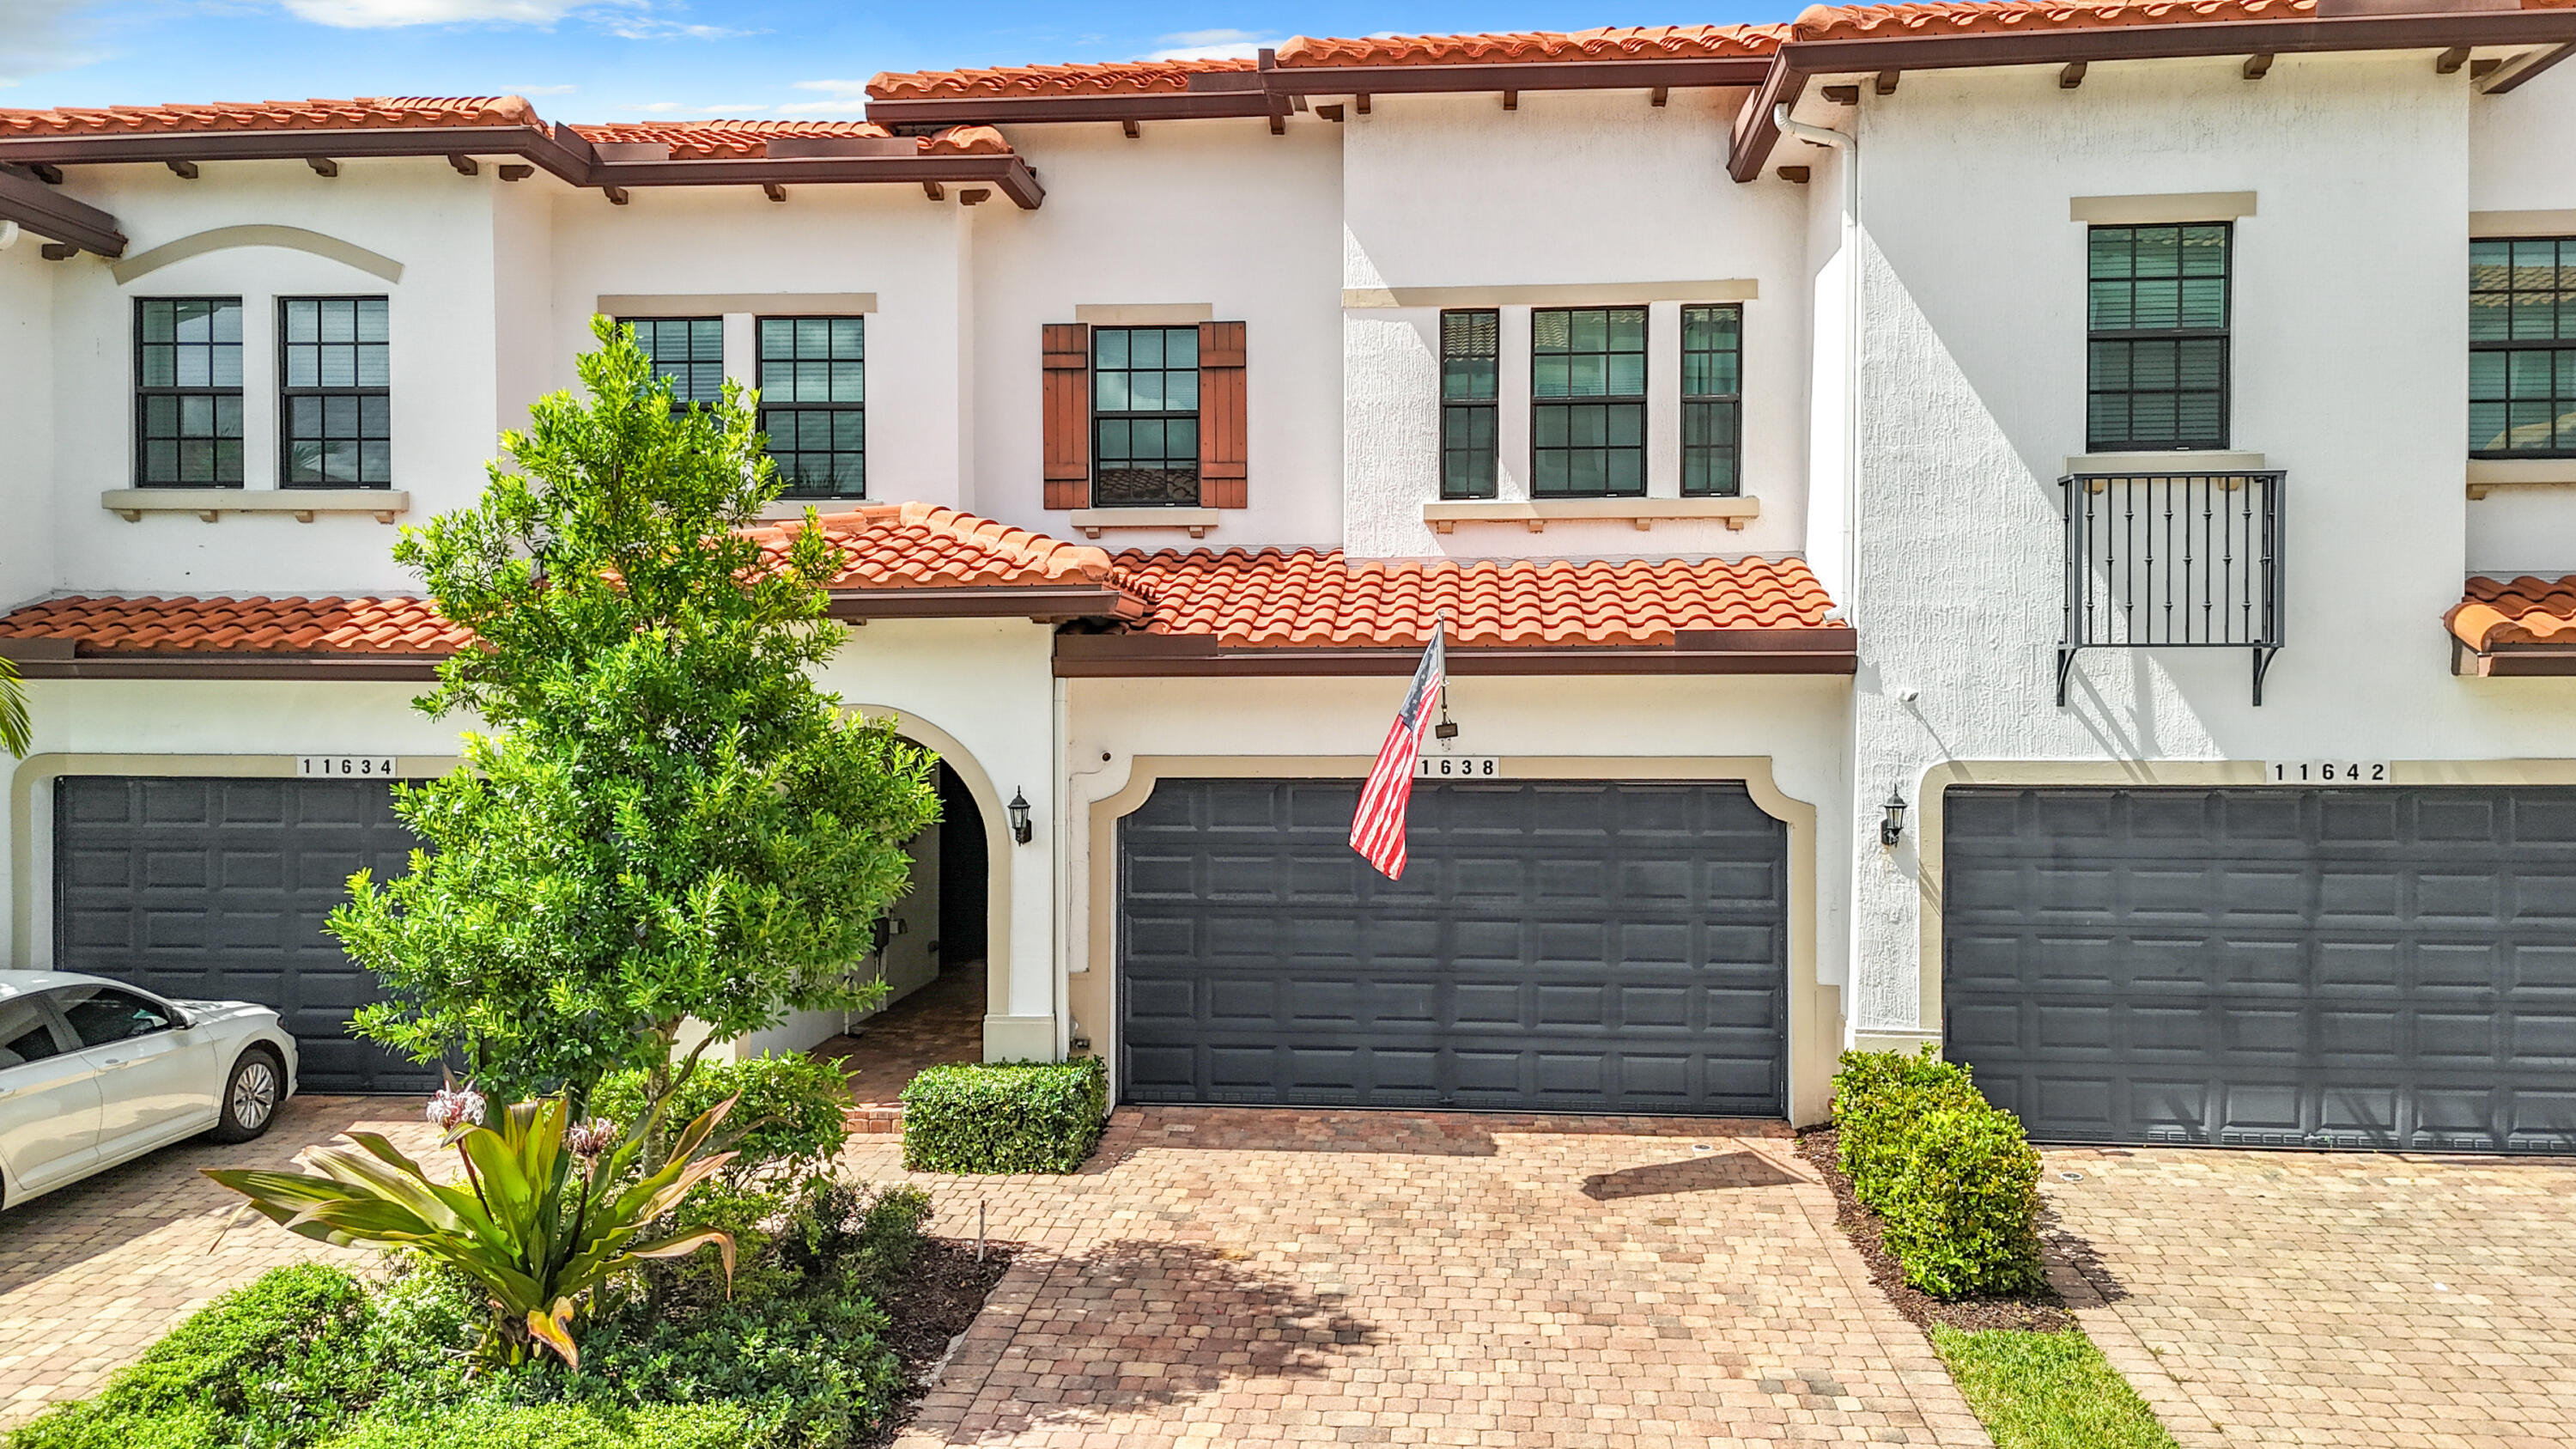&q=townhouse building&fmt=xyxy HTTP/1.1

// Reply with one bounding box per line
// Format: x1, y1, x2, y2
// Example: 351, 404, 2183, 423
3, 0, 2574, 1153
